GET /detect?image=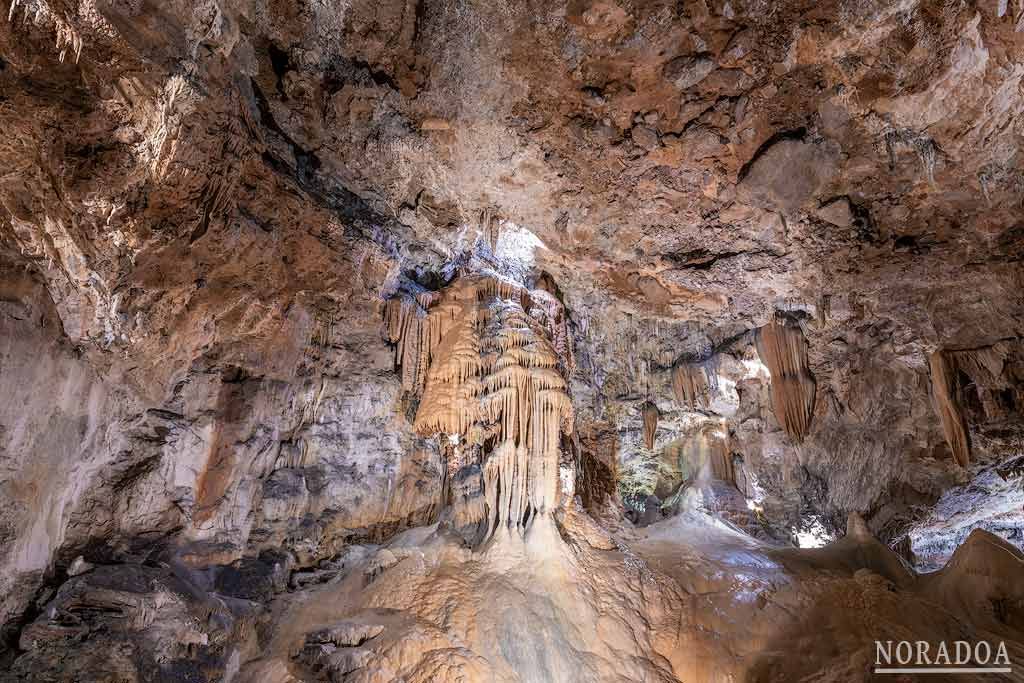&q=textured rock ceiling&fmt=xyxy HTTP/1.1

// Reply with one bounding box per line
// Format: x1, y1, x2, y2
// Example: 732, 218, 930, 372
1, 0, 1023, 681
